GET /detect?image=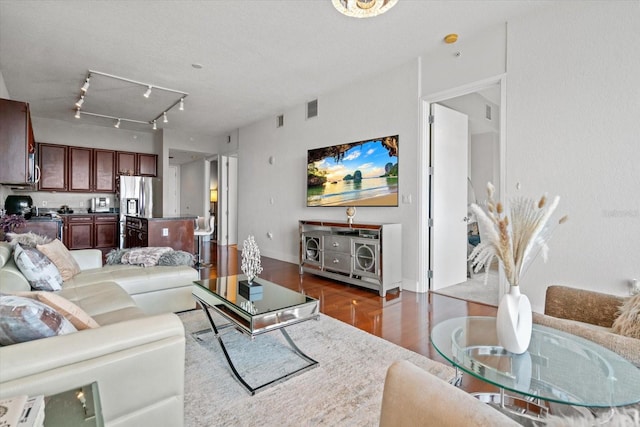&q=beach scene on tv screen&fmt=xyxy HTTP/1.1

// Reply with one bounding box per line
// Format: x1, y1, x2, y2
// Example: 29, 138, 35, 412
307, 135, 398, 207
